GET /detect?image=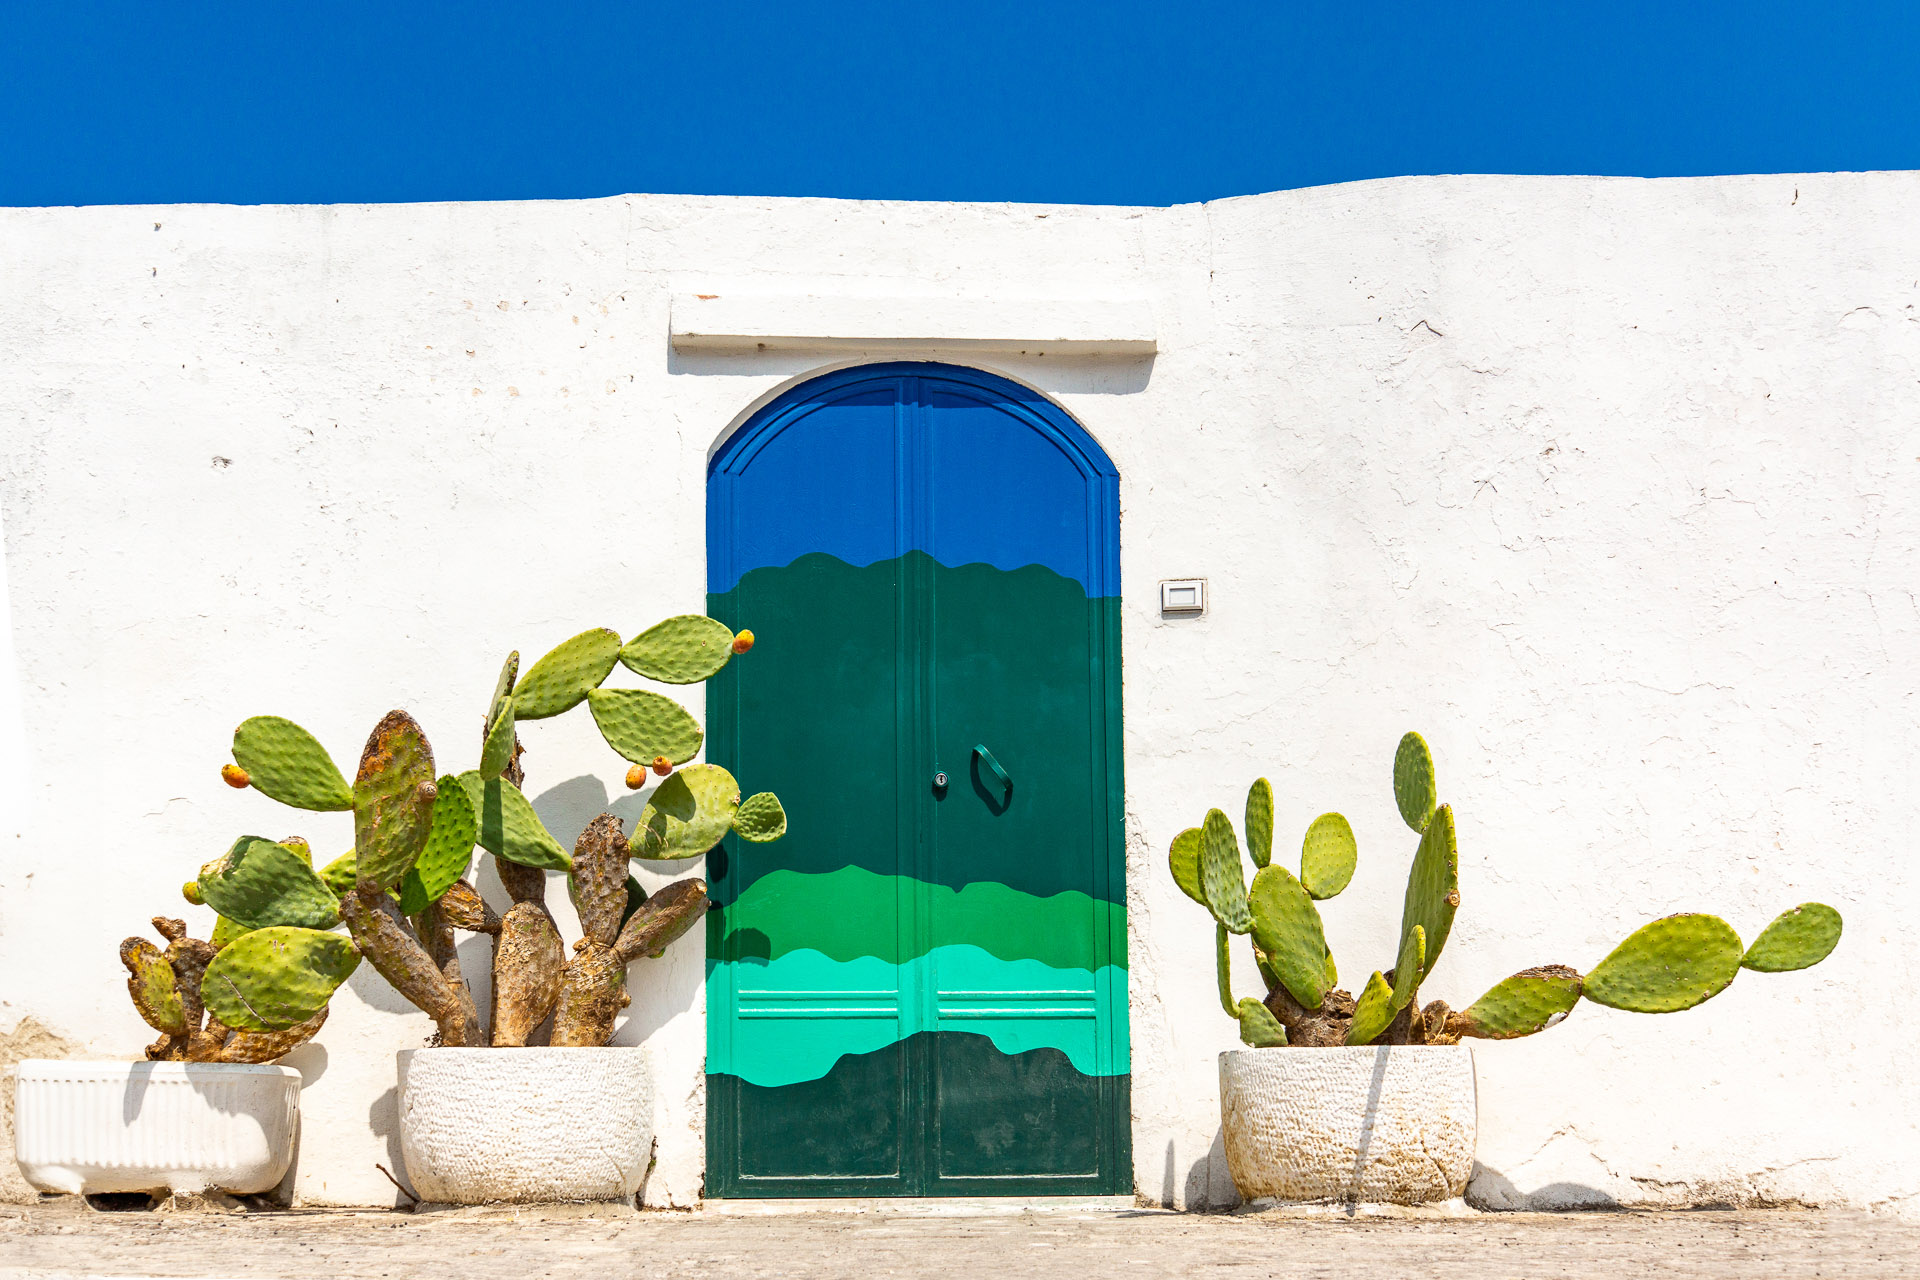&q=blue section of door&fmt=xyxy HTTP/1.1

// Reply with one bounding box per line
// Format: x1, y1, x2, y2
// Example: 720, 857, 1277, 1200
708, 363, 1119, 597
